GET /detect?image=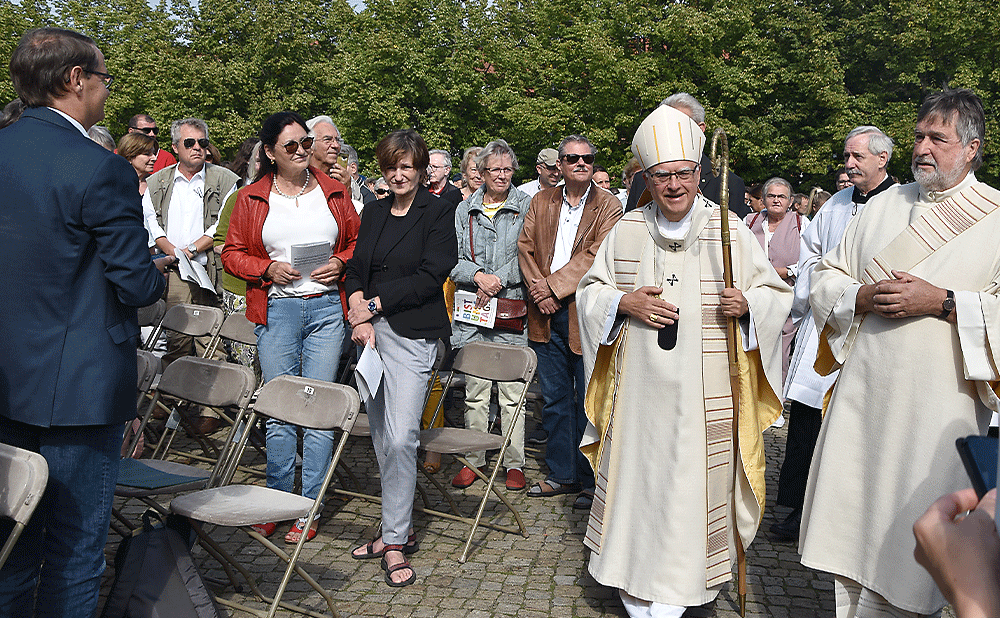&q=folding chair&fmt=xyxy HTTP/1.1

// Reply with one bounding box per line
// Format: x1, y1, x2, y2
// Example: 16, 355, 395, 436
207, 311, 258, 364
418, 341, 536, 562
0, 443, 49, 570
137, 298, 166, 332
143, 302, 225, 356
115, 357, 256, 530
170, 376, 360, 618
